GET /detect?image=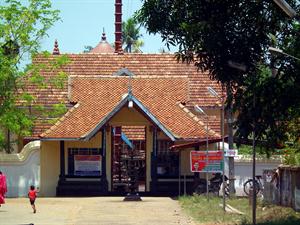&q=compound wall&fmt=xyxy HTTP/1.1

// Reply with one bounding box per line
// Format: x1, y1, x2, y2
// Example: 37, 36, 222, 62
0, 141, 40, 197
